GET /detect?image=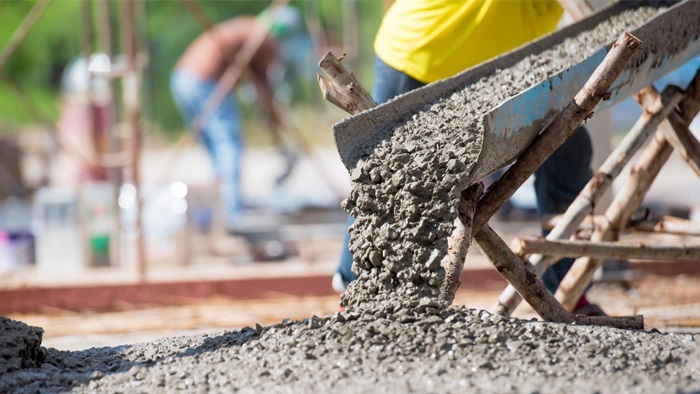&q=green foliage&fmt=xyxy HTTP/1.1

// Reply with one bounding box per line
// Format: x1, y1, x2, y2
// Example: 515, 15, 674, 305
0, 1, 82, 128
0, 0, 385, 136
